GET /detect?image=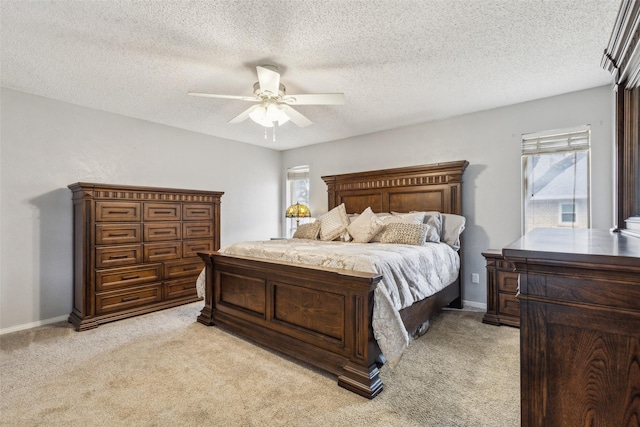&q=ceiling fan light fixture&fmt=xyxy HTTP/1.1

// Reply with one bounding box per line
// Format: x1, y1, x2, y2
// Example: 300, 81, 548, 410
249, 101, 290, 127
